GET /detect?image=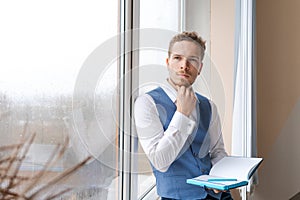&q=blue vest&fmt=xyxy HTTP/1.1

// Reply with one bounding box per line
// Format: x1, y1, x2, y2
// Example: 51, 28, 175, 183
147, 87, 212, 199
